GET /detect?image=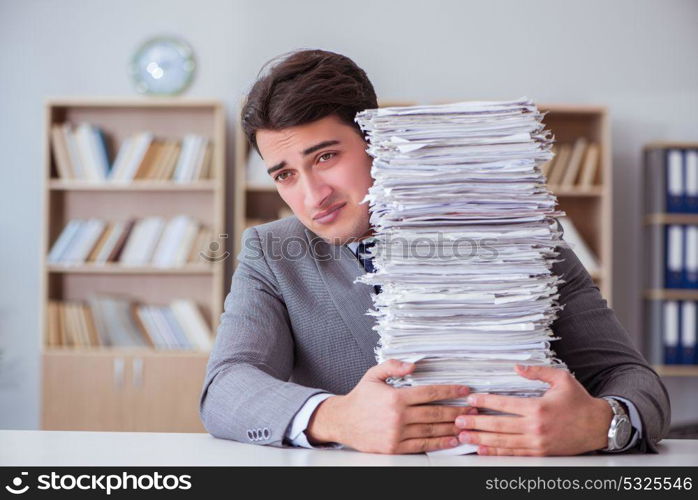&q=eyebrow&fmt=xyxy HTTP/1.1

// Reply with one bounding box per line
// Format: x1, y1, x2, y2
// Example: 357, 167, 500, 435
267, 140, 341, 175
